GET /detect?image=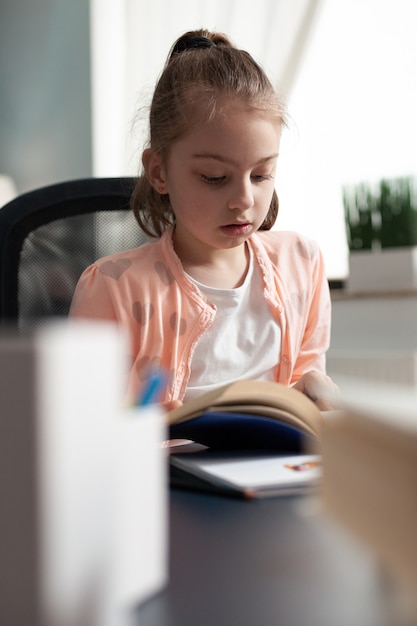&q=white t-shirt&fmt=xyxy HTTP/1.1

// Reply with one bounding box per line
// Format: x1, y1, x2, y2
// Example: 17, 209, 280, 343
184, 247, 281, 401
